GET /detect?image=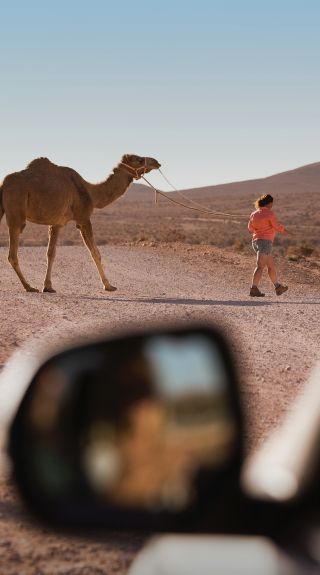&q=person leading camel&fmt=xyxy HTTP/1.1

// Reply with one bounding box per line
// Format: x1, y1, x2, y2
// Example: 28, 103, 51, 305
248, 194, 292, 297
